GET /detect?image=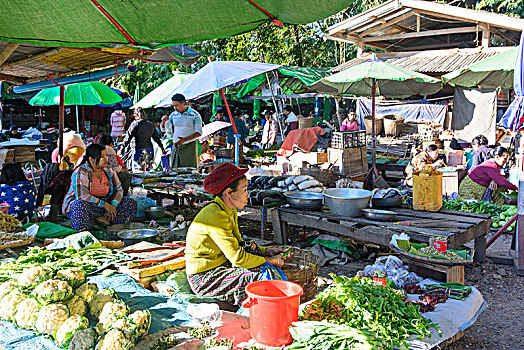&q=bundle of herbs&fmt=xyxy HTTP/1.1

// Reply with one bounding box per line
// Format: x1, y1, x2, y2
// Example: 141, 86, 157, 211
298, 275, 439, 349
